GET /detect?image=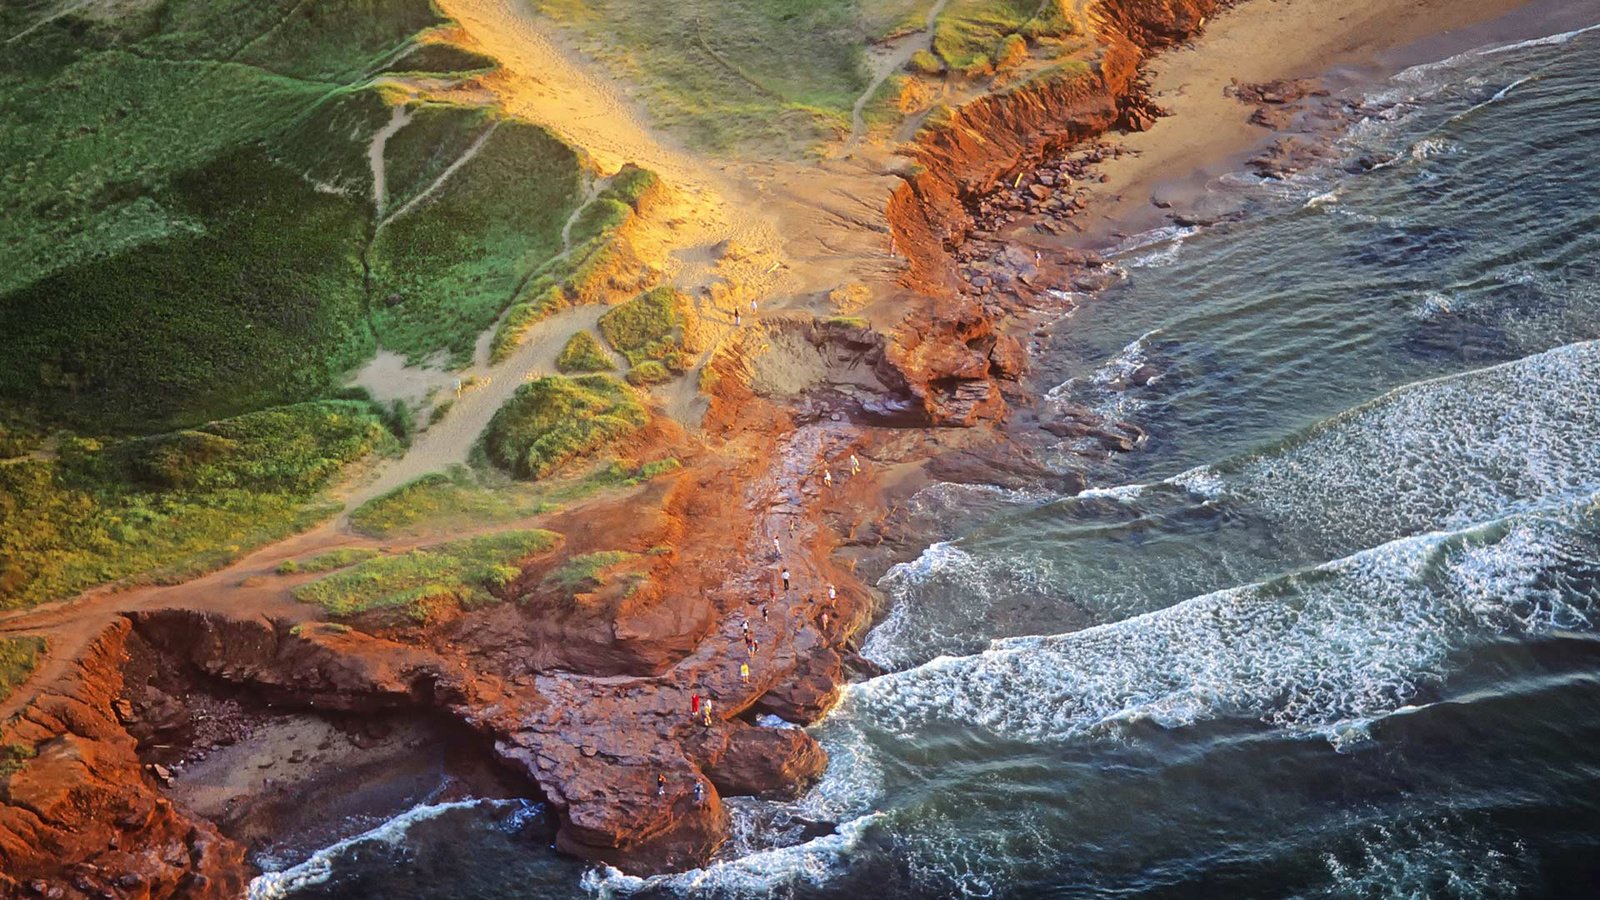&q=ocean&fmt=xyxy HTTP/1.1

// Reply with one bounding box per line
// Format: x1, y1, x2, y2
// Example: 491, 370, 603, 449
253, 20, 1600, 900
